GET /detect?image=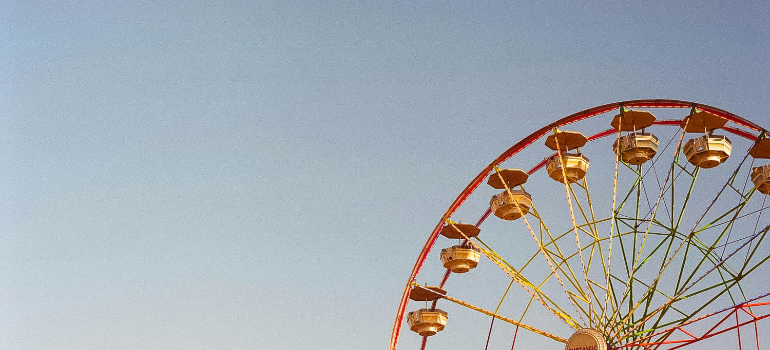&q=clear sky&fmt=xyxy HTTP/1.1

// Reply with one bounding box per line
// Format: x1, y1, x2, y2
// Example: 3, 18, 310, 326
2, 1, 769, 349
